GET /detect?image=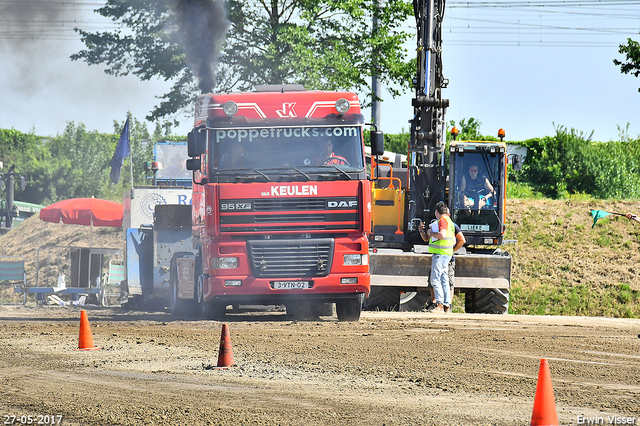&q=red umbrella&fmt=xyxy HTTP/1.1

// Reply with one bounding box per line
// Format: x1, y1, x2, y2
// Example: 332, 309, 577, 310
40, 198, 123, 227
